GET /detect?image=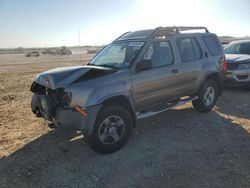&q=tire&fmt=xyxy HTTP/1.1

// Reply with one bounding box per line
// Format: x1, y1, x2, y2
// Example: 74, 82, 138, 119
87, 105, 133, 154
192, 79, 218, 112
